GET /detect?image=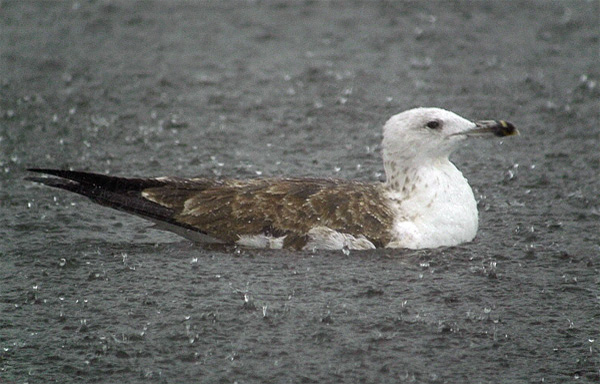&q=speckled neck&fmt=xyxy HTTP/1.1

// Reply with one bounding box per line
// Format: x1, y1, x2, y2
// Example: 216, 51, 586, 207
382, 156, 447, 198
383, 159, 419, 196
